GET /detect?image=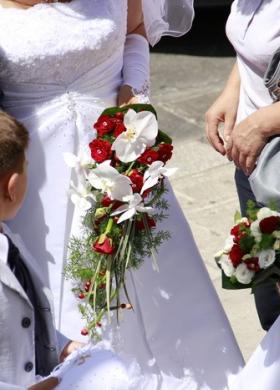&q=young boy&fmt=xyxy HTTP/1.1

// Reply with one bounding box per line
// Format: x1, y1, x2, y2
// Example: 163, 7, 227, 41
0, 111, 72, 390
